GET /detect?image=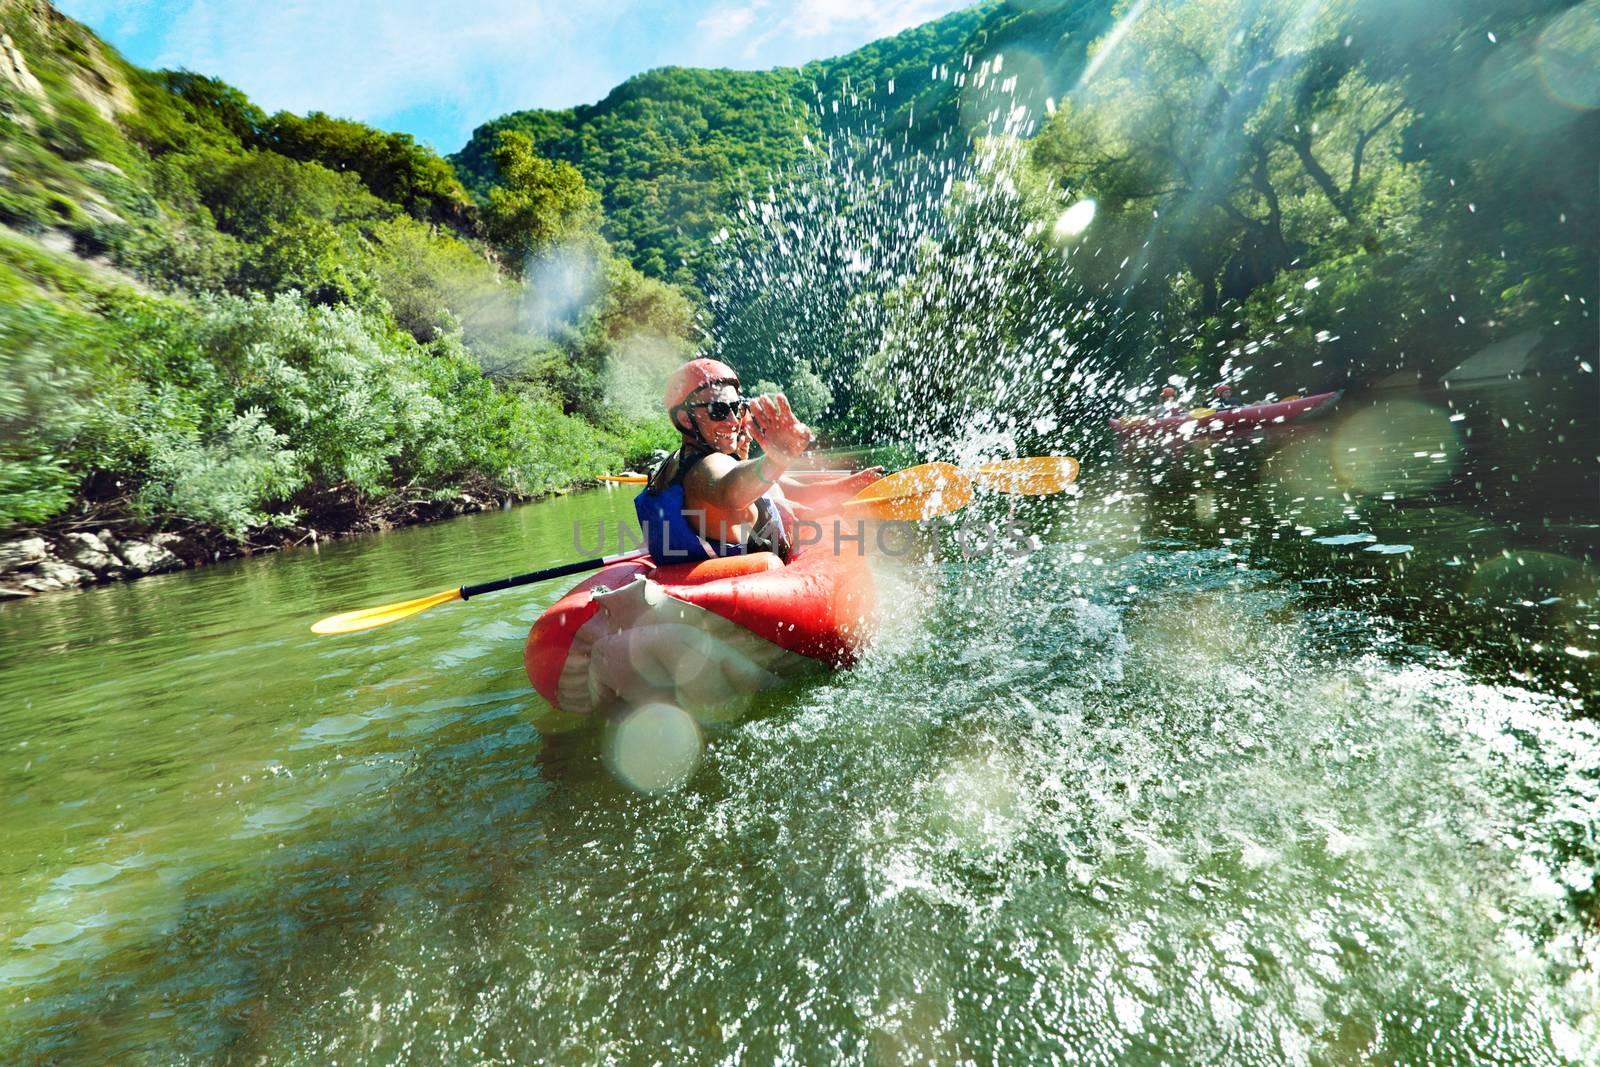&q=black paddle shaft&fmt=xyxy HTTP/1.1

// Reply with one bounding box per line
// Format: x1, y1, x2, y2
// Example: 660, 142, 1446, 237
458, 553, 644, 601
